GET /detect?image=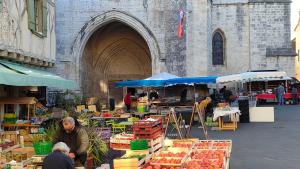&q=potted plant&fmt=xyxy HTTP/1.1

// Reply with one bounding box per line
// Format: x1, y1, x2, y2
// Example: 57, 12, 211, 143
76, 112, 109, 167
30, 134, 52, 155
30, 123, 58, 155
